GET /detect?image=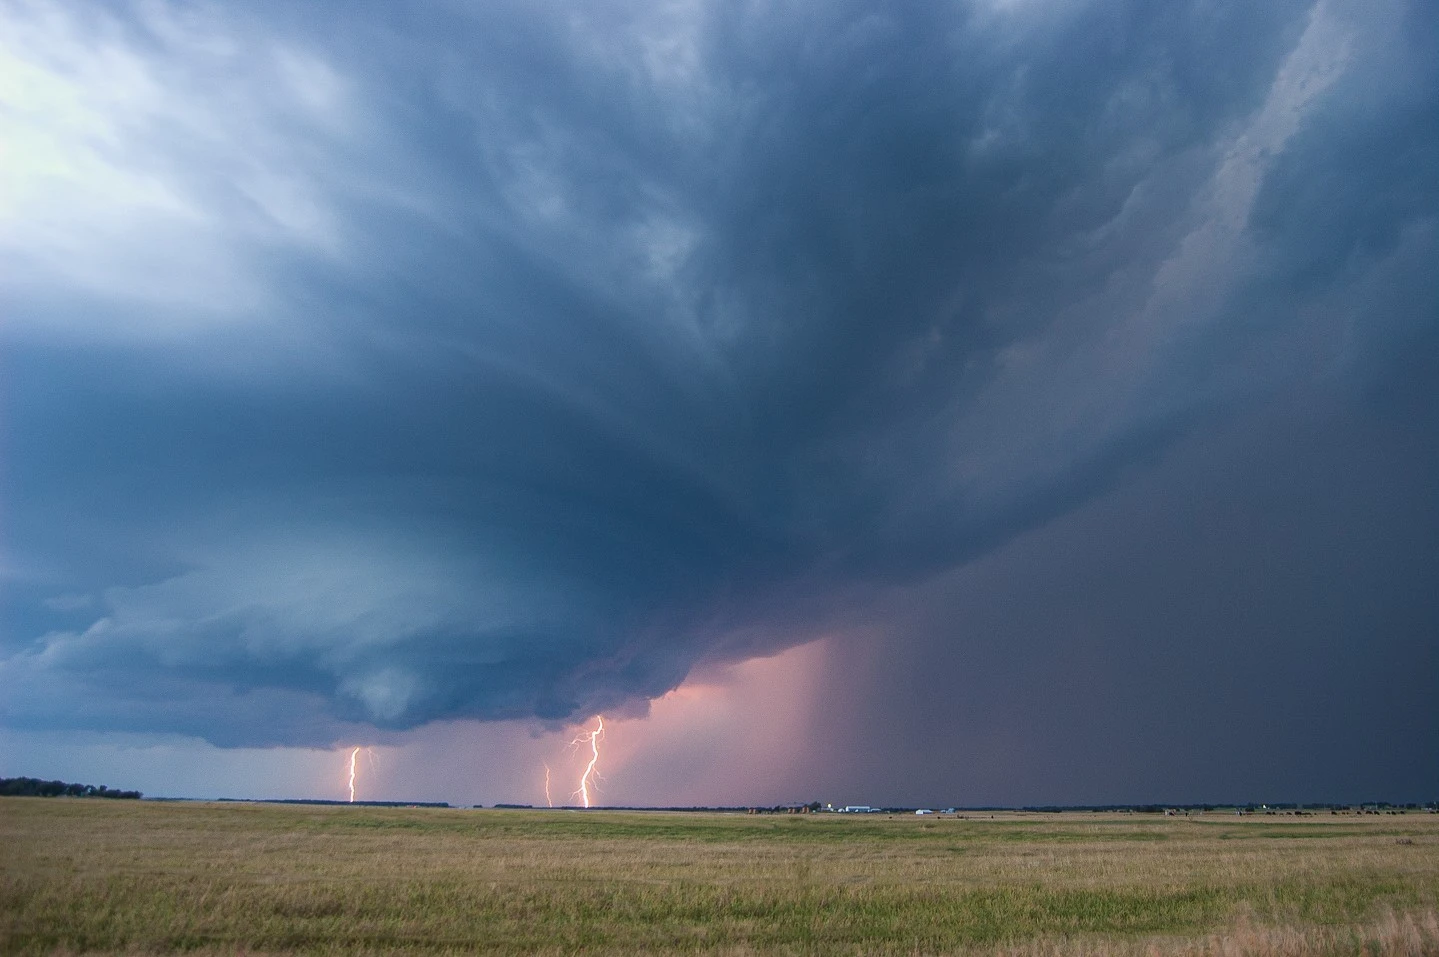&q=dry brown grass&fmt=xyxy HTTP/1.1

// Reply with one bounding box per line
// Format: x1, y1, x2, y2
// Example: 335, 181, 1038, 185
2, 799, 1436, 954
993, 908, 1439, 956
